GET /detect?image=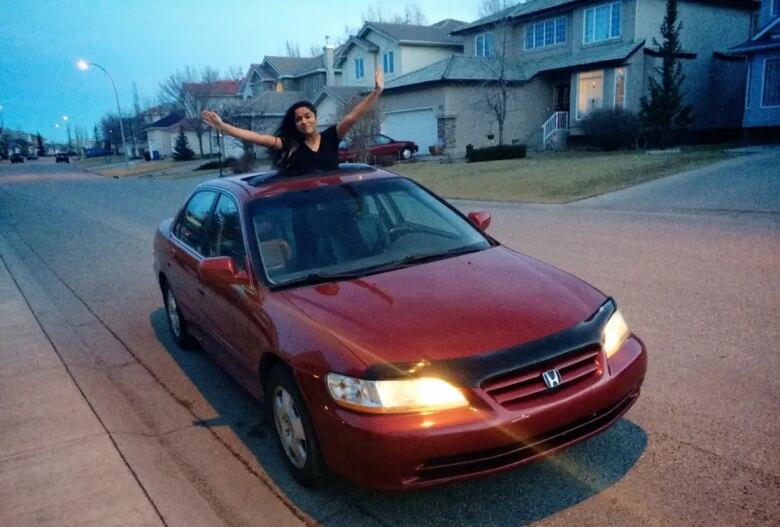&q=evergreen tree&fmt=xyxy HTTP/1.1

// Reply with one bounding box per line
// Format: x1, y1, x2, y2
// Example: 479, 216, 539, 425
172, 126, 195, 161
639, 0, 693, 148
36, 133, 45, 156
